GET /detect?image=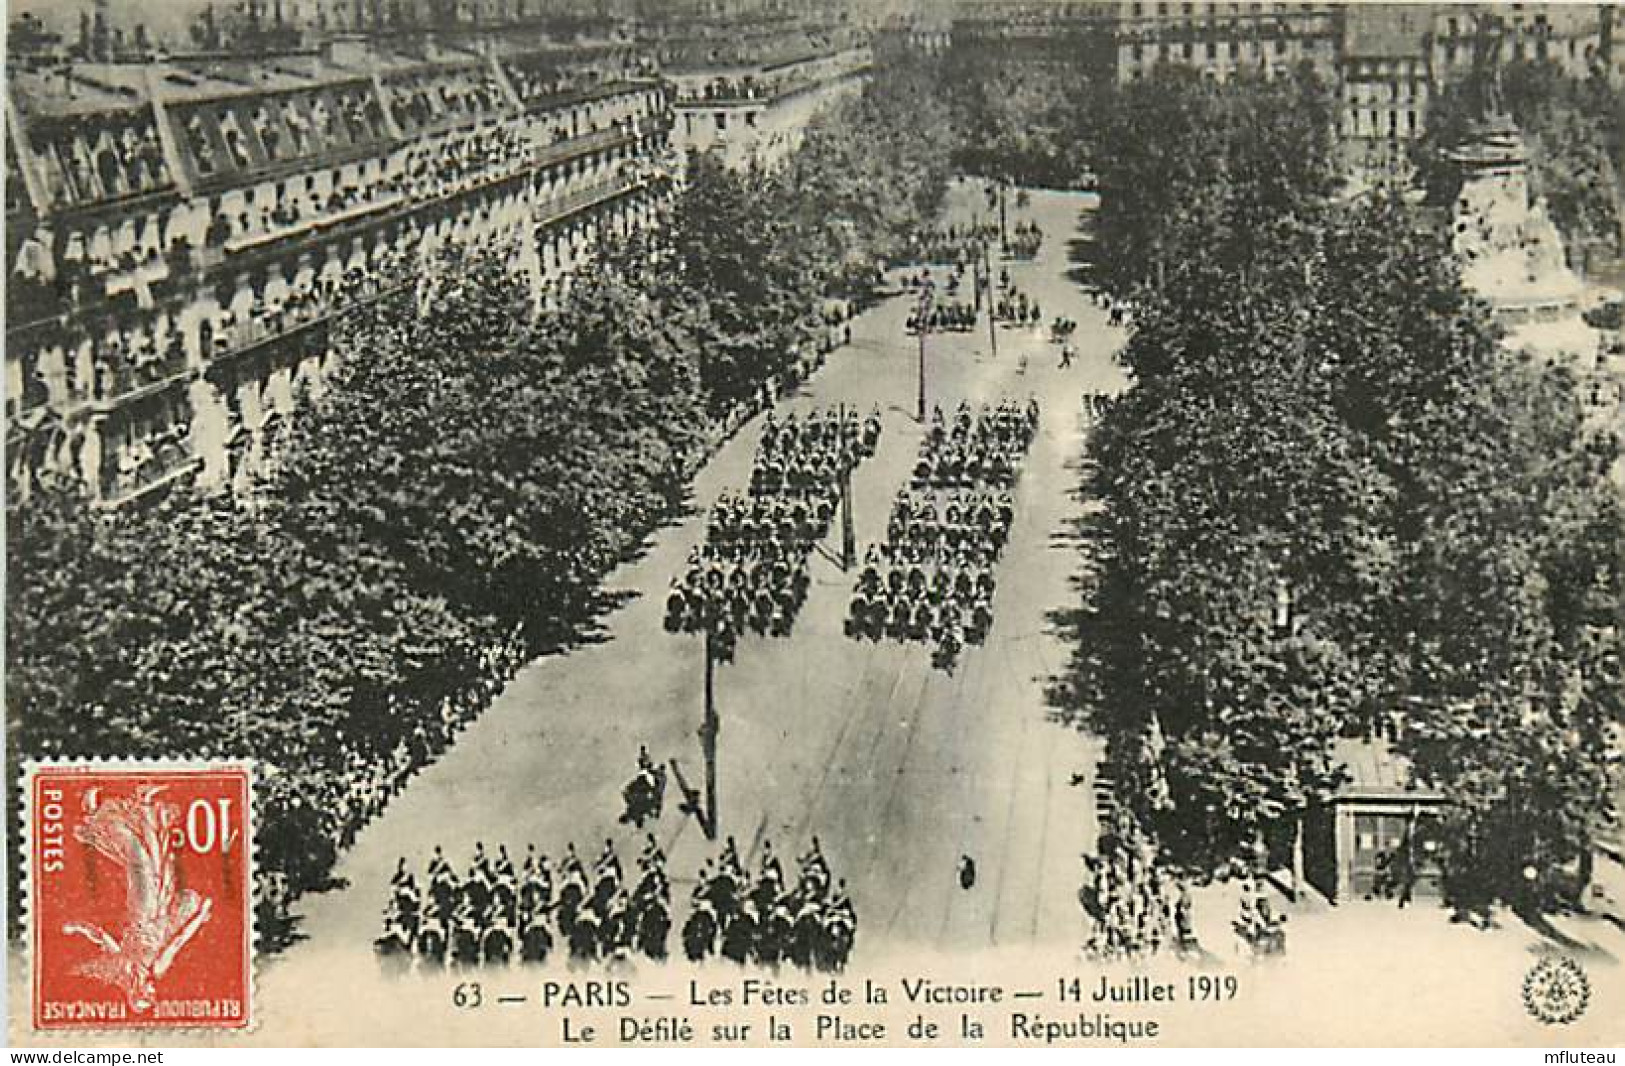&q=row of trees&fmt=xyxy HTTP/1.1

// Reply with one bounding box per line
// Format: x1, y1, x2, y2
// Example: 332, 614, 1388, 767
940, 43, 1105, 190
941, 39, 1623, 280
1067, 68, 1620, 919
5, 55, 962, 938
665, 53, 959, 415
